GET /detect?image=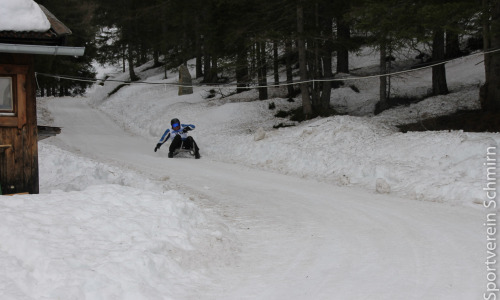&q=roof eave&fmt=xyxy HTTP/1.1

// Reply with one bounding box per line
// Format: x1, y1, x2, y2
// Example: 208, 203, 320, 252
38, 5, 72, 37
0, 43, 85, 56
